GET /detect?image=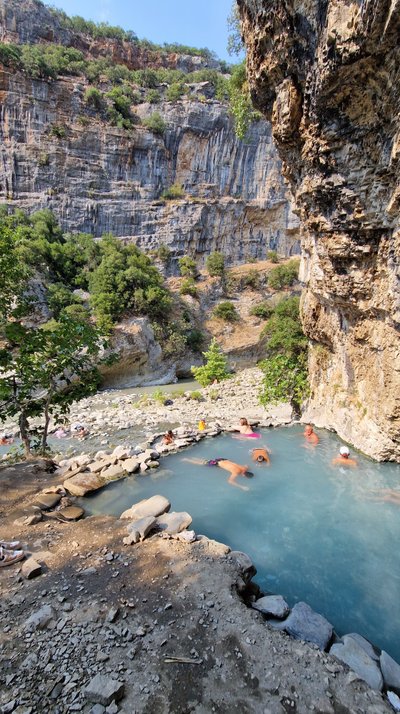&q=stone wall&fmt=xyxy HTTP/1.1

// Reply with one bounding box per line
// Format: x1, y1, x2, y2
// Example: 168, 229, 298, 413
239, 0, 400, 460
